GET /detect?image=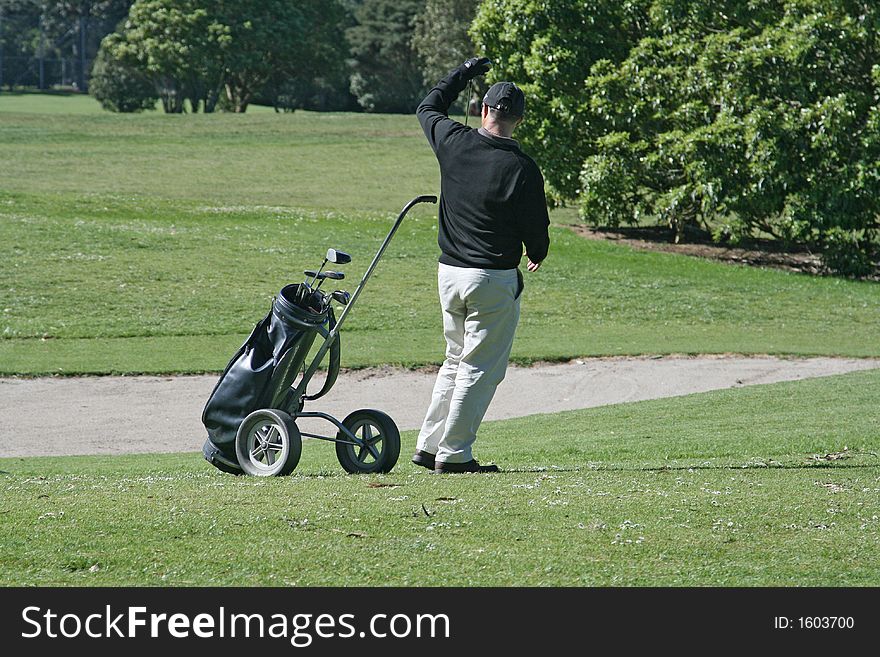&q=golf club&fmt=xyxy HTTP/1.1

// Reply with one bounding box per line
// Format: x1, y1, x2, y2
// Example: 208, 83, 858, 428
464, 57, 491, 128
315, 270, 344, 292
